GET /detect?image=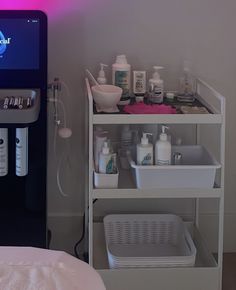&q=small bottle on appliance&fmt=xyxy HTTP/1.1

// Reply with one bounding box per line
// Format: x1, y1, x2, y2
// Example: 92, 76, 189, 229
0, 128, 8, 176
16, 127, 28, 176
